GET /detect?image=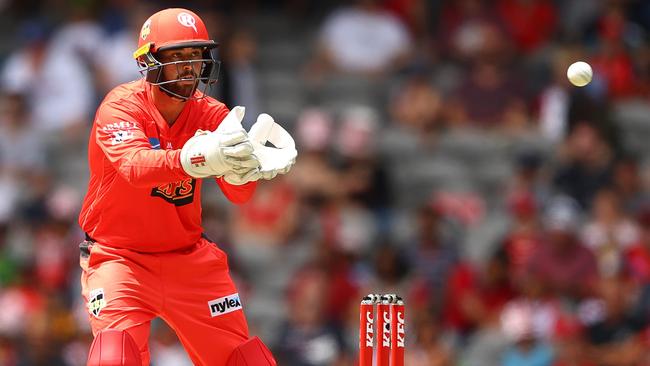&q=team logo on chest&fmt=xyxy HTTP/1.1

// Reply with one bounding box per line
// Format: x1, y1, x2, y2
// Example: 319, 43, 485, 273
148, 135, 196, 206
151, 178, 196, 206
